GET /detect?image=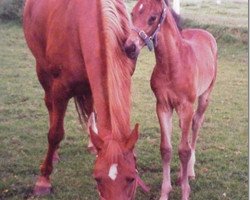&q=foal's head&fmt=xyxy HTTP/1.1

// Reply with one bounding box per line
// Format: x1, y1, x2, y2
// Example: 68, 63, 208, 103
124, 0, 167, 59
90, 124, 148, 200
